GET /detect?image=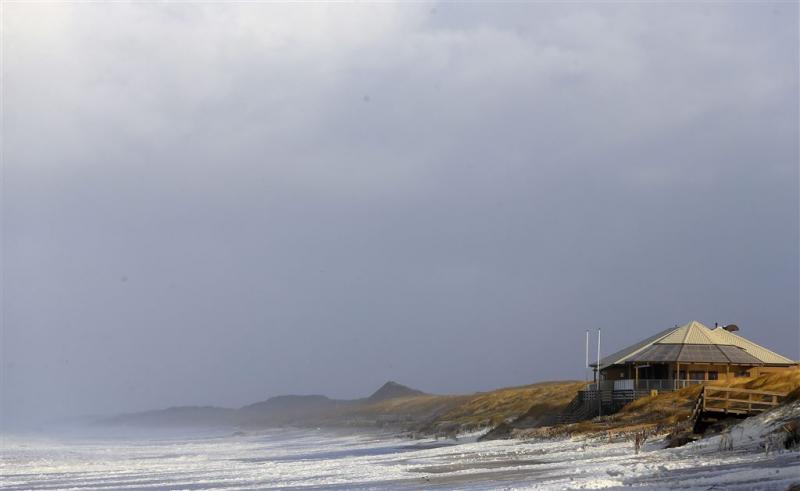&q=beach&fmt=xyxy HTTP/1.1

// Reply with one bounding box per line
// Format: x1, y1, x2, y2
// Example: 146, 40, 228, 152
3, 417, 798, 490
